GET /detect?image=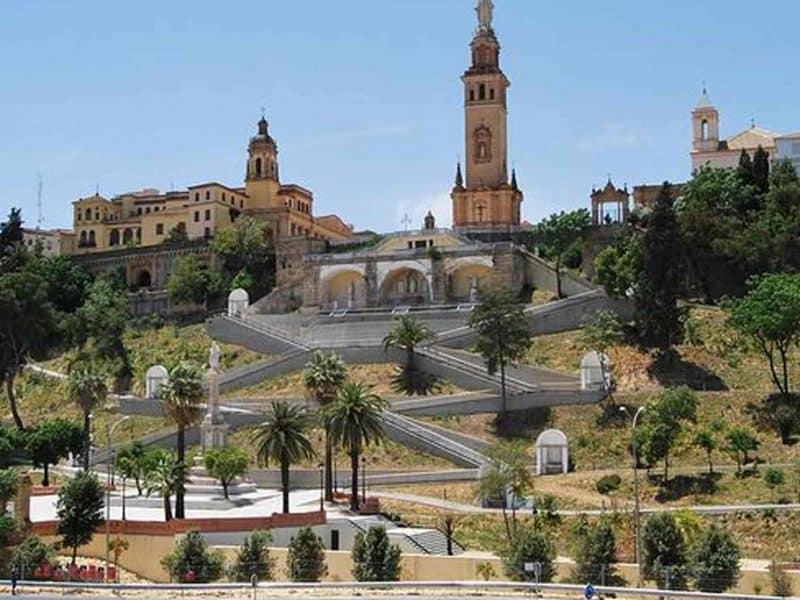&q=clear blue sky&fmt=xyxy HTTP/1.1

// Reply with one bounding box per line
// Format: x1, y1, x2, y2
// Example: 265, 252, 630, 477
1, 0, 797, 233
